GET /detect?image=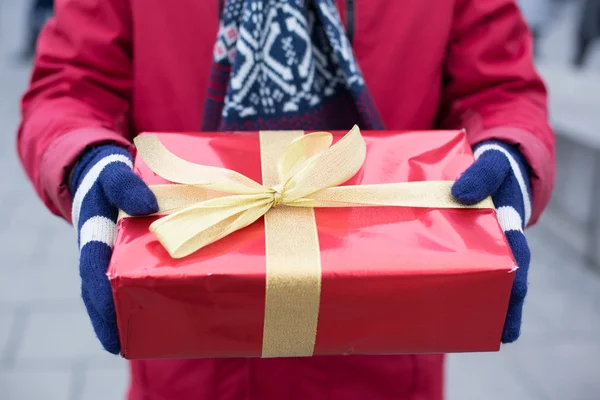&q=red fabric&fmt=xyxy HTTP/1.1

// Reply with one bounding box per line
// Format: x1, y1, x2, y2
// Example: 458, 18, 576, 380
127, 355, 443, 400
16, 0, 555, 399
